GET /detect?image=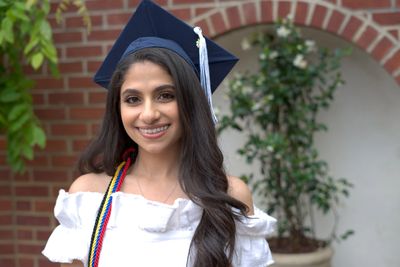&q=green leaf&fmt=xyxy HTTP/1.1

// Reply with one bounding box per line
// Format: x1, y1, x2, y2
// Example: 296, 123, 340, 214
40, 20, 52, 39
8, 104, 28, 121
41, 0, 50, 14
26, 0, 37, 9
33, 125, 46, 148
14, 2, 26, 11
9, 113, 30, 132
48, 62, 60, 77
0, 91, 21, 103
41, 41, 57, 63
0, 112, 7, 127
2, 17, 14, 42
21, 146, 34, 160
78, 6, 86, 15
0, 0, 9, 8
59, 1, 68, 11
23, 36, 39, 55
11, 158, 25, 173
340, 230, 354, 240
31, 53, 44, 69
10, 4, 30, 22
19, 19, 31, 35
7, 133, 22, 160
